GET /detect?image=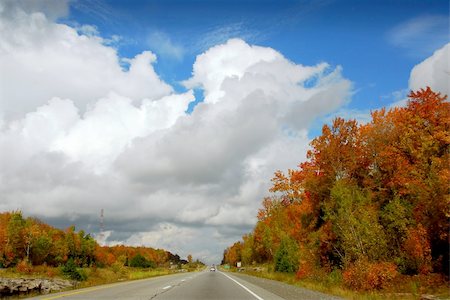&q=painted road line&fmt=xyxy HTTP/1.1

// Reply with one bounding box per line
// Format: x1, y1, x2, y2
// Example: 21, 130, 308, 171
162, 285, 172, 290
220, 272, 264, 300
